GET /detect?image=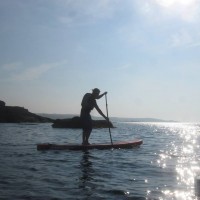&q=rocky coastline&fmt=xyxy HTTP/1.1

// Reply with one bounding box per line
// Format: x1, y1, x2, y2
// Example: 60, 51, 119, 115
52, 116, 114, 128
0, 100, 114, 128
0, 100, 53, 123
